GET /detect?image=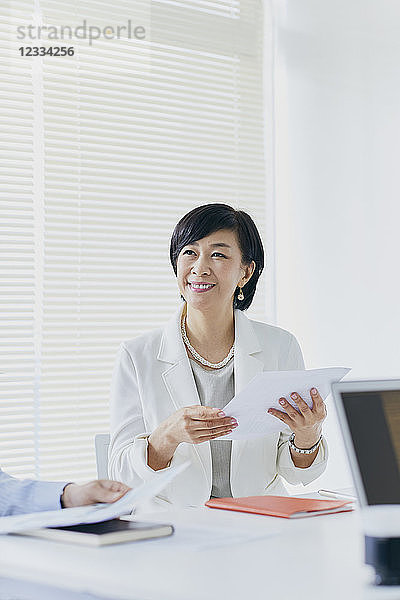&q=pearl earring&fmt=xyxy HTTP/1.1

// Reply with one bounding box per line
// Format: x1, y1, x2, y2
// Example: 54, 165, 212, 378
237, 287, 244, 301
